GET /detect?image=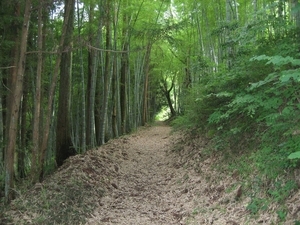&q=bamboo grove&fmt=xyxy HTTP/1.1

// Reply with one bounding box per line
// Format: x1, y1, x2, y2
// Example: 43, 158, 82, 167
1, 0, 300, 204
0, 0, 172, 202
